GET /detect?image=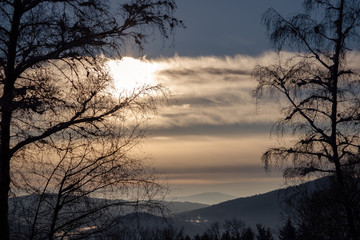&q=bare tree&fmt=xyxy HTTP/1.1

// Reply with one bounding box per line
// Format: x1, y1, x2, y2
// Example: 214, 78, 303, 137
282, 178, 352, 240
9, 87, 167, 239
205, 221, 221, 240
253, 0, 360, 239
255, 224, 273, 240
0, 1, 182, 239
278, 219, 297, 240
223, 217, 245, 239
